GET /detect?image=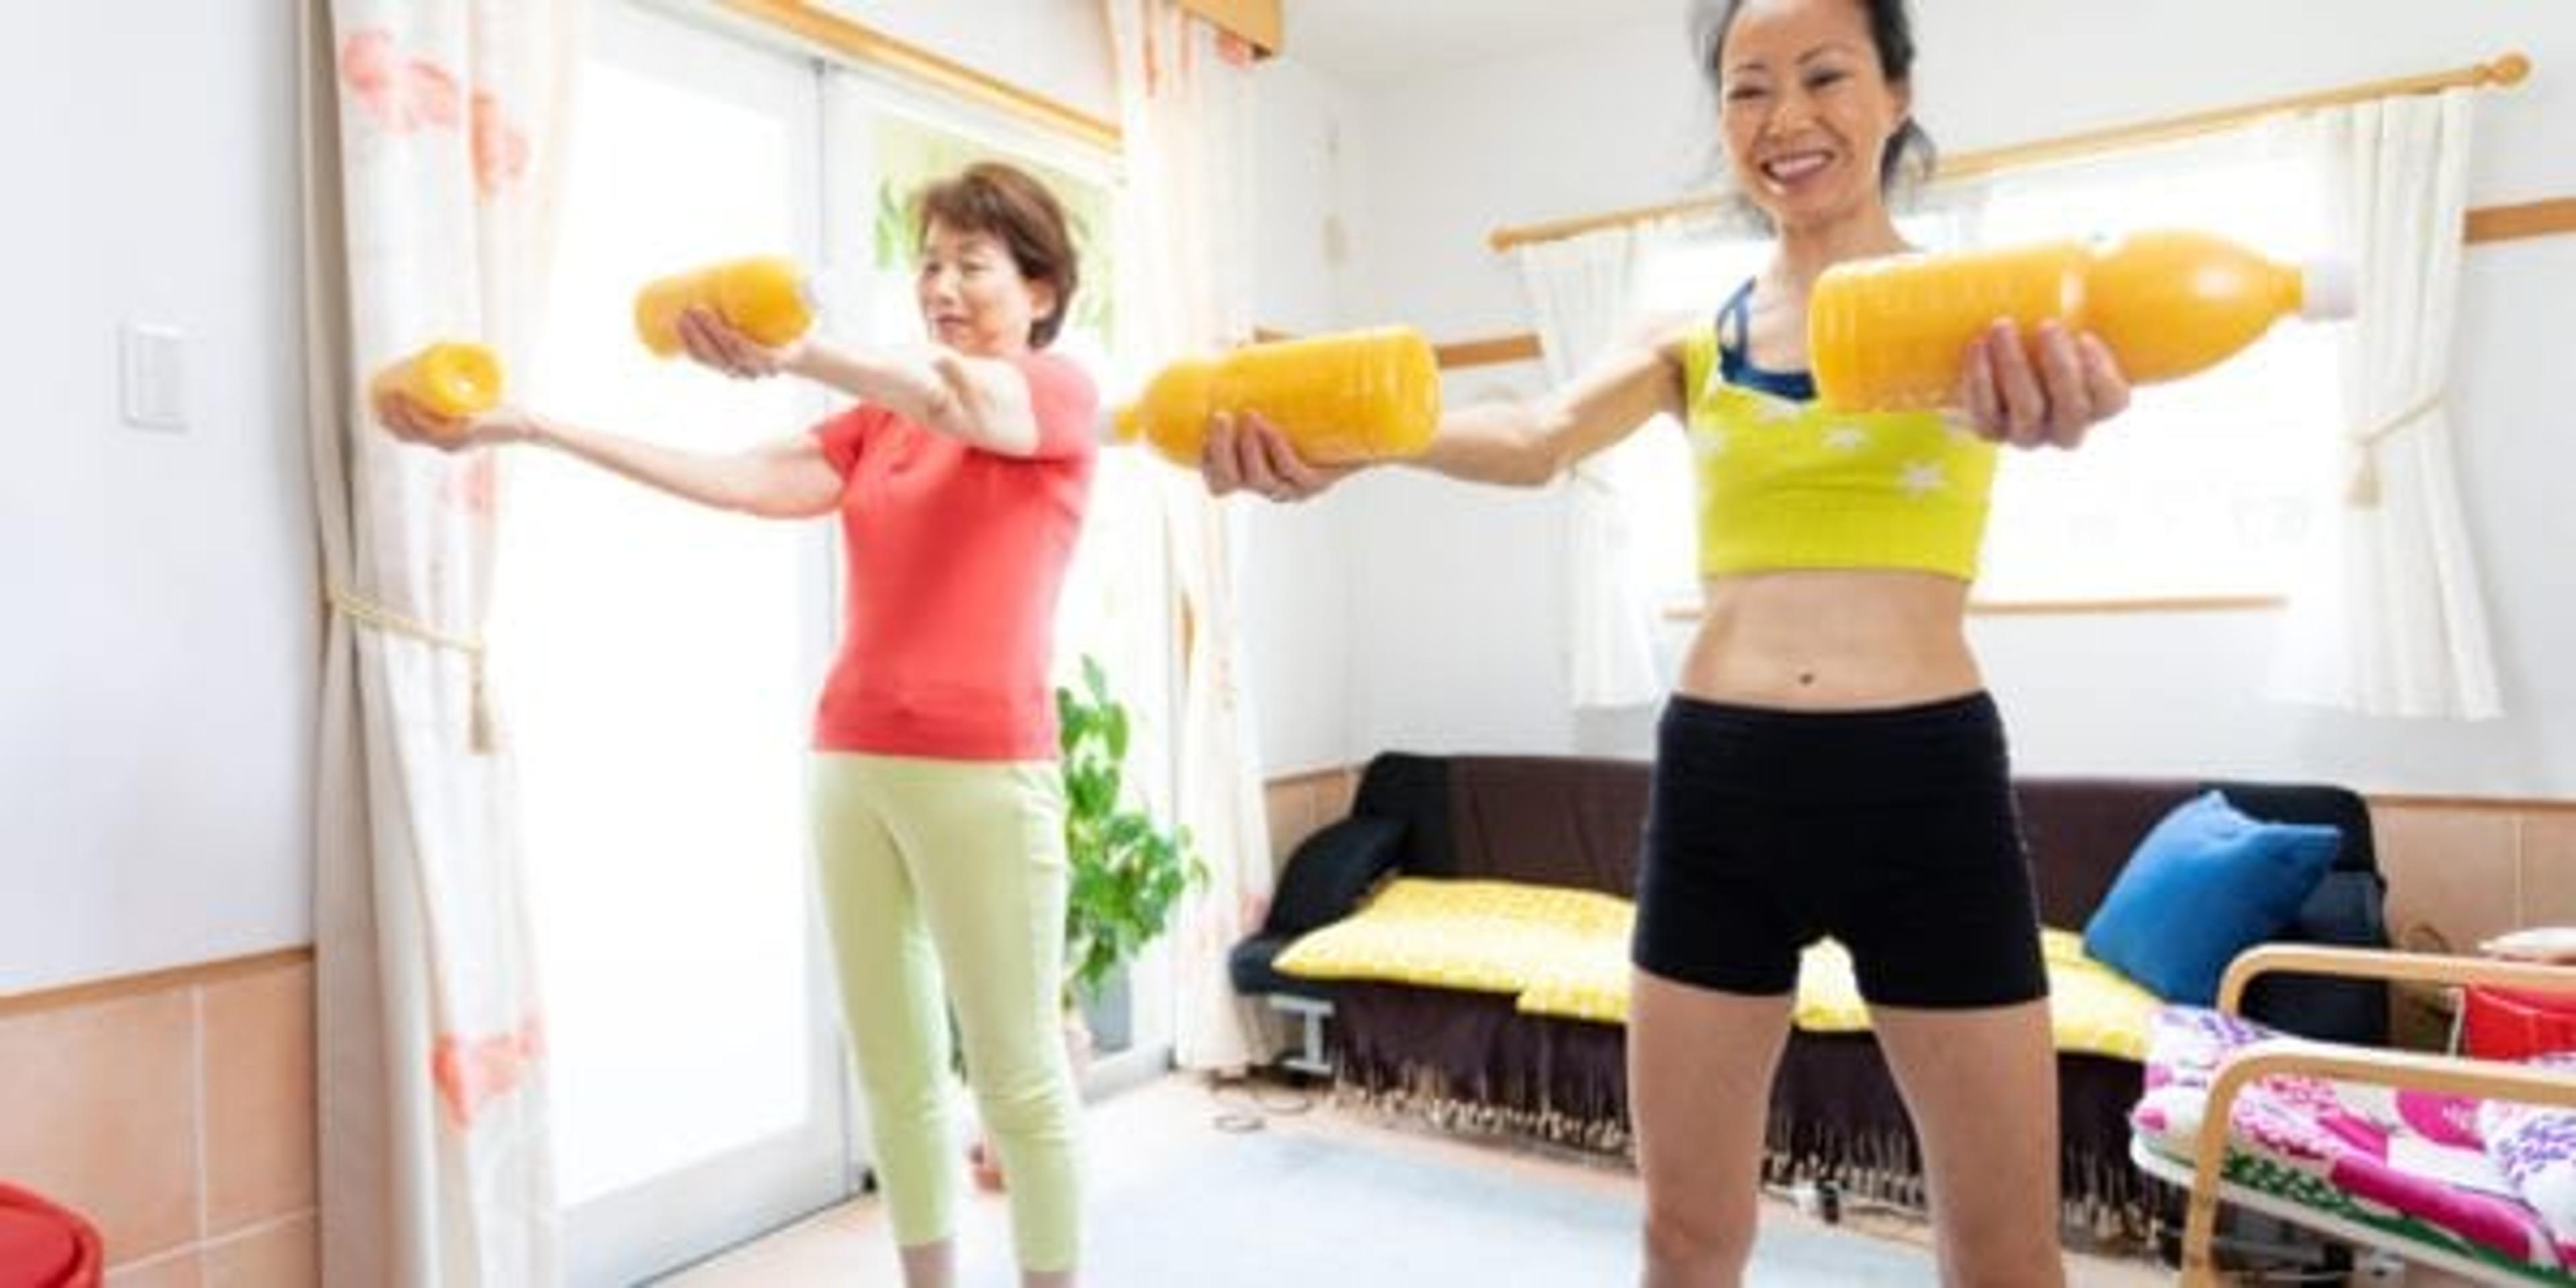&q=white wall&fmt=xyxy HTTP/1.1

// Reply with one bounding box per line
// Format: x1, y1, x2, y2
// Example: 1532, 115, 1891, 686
1245, 12, 1707, 766
1, 1, 315, 991
805, 0, 1114, 121
1244, 14, 1698, 769
1242, 1, 2576, 796
1240, 54, 1366, 773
